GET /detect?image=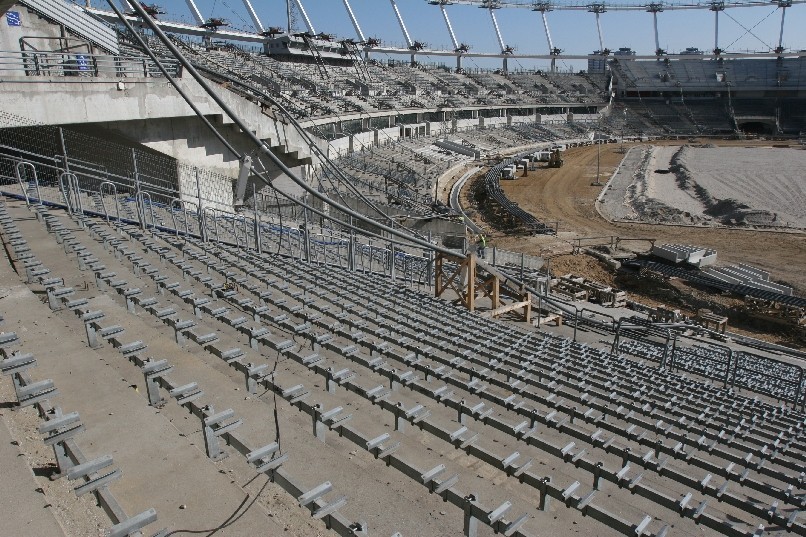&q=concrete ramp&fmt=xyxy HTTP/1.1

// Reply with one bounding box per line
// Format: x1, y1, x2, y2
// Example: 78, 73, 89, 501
19, 0, 119, 53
